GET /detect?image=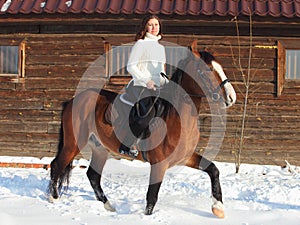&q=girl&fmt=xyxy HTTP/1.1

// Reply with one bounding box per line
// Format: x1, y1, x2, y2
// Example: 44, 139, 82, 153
119, 15, 168, 157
